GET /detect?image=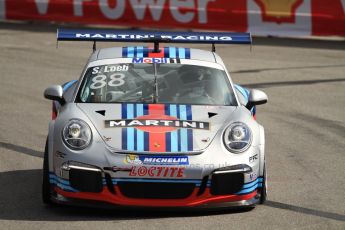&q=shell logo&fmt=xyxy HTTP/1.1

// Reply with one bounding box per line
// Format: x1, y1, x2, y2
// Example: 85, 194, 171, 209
254, 0, 304, 24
